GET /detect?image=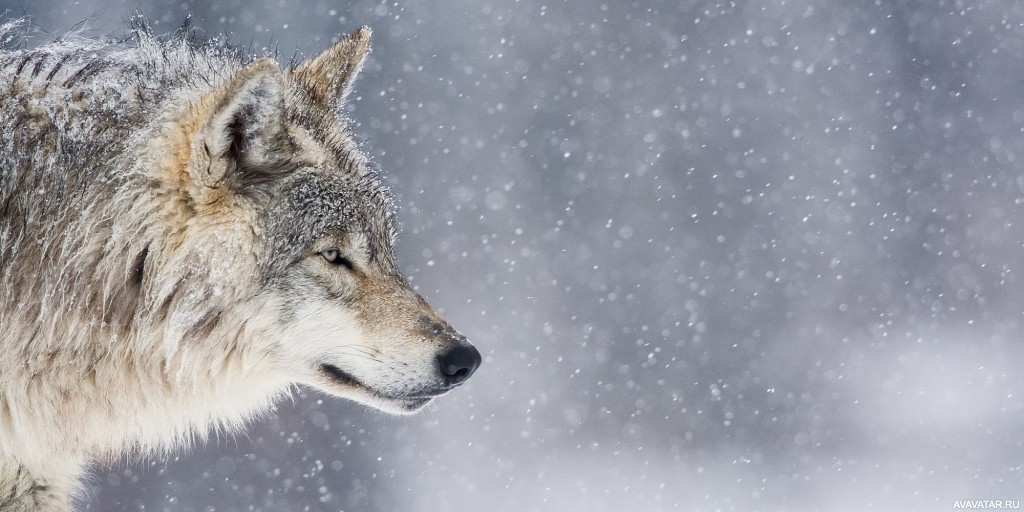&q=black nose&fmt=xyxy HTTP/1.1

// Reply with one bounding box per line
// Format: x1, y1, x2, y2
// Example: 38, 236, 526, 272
438, 343, 482, 388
